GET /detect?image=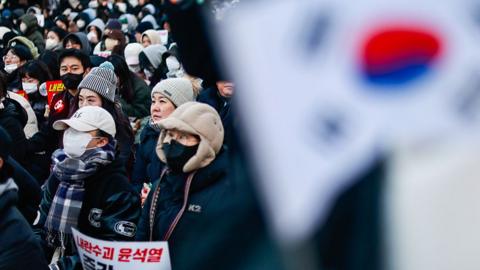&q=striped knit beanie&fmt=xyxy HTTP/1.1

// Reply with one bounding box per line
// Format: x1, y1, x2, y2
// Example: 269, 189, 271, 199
78, 61, 117, 102
151, 78, 195, 108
